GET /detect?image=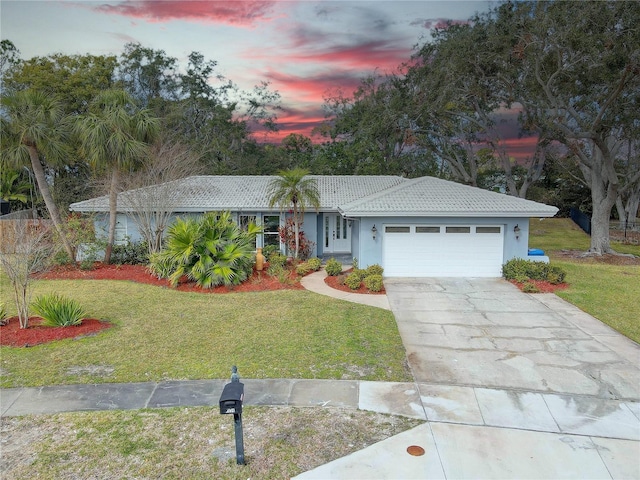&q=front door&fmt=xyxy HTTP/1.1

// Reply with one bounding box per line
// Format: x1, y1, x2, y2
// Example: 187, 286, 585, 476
324, 214, 351, 253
